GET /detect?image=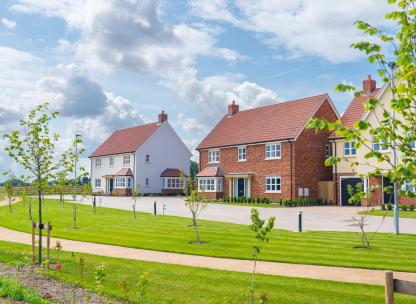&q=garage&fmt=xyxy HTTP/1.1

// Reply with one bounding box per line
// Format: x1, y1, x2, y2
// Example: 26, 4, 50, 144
340, 177, 363, 206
